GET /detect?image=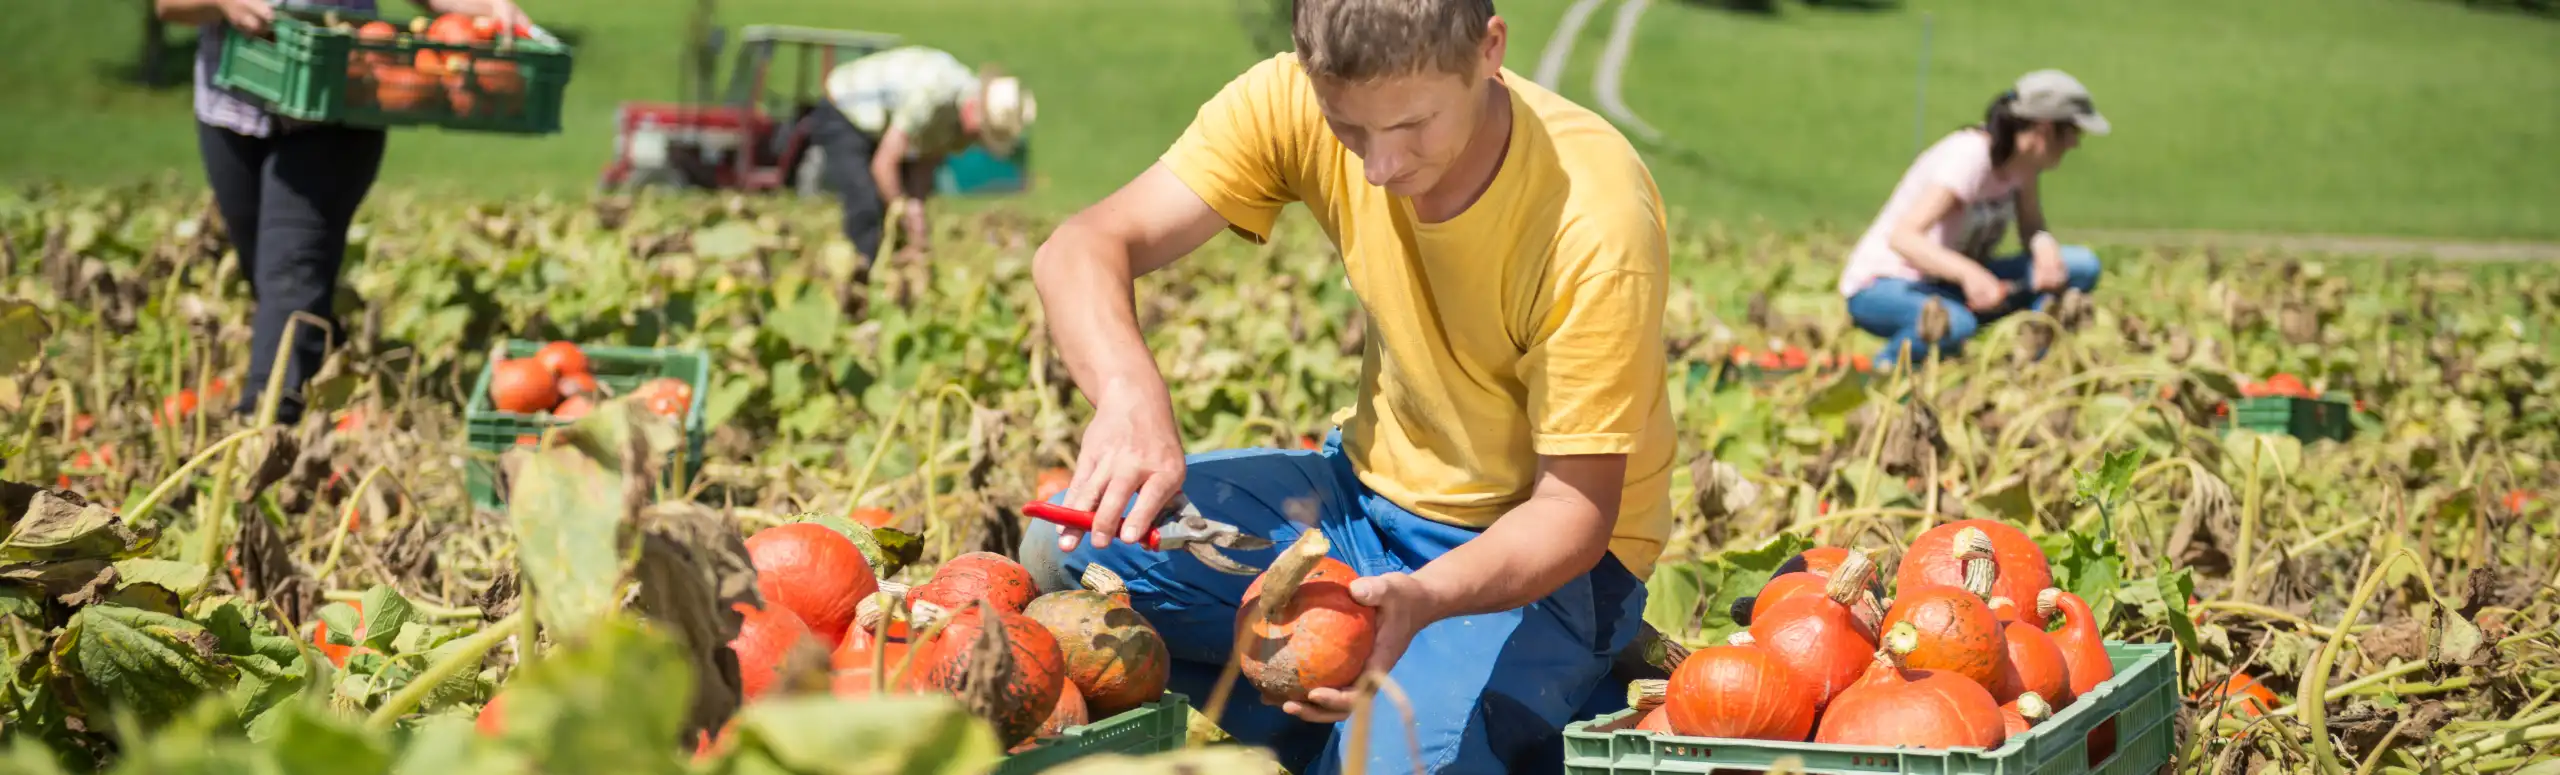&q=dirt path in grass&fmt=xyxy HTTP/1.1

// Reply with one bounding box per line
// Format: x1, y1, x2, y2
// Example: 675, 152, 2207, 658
2076, 229, 2560, 262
